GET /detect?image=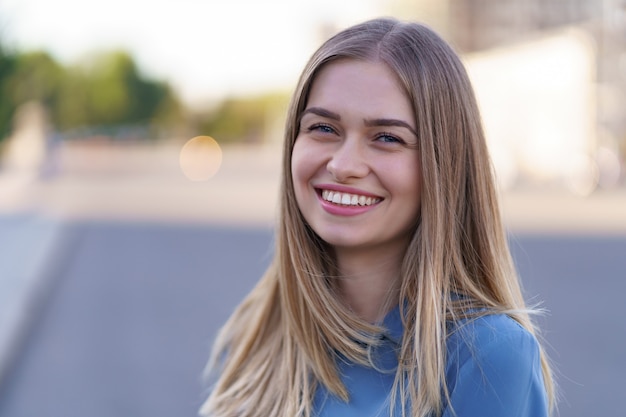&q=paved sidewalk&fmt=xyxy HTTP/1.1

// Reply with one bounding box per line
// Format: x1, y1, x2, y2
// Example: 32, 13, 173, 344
0, 212, 66, 384
1, 141, 625, 232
